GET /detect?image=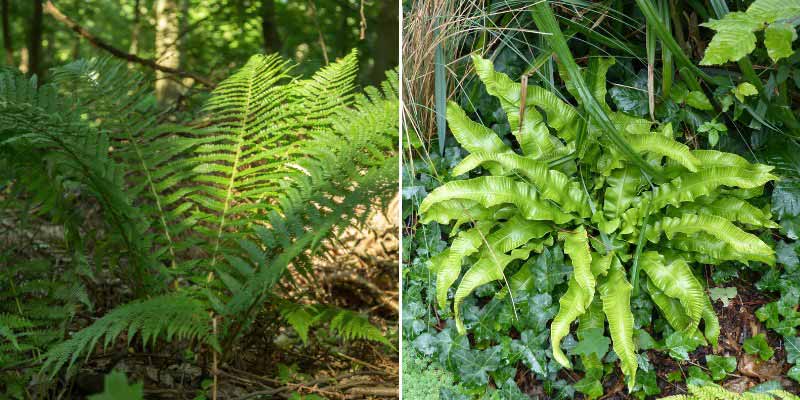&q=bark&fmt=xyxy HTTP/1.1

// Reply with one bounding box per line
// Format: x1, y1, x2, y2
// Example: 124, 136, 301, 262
366, 0, 398, 85
28, 0, 43, 76
1, 0, 12, 65
260, 0, 281, 54
129, 0, 141, 58
155, 0, 181, 105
